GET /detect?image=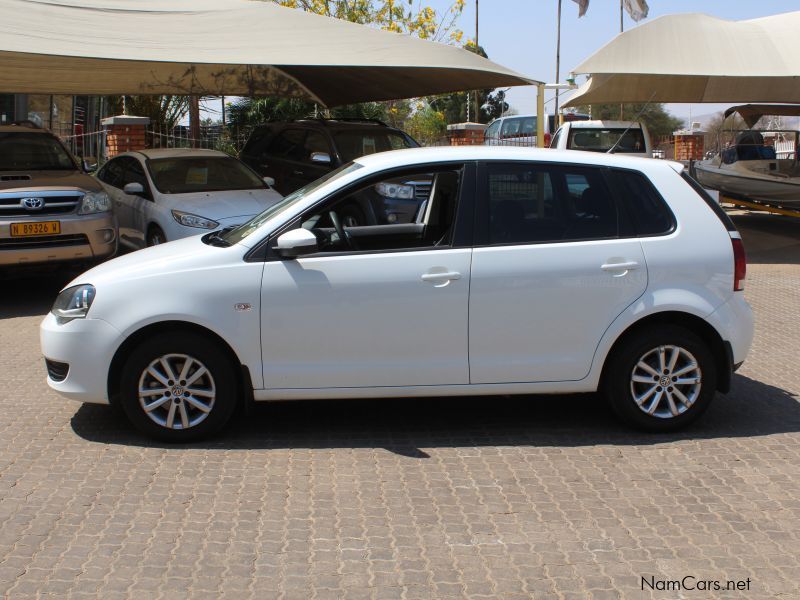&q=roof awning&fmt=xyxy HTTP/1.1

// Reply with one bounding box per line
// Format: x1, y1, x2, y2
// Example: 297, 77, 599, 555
563, 11, 800, 107
0, 0, 536, 106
